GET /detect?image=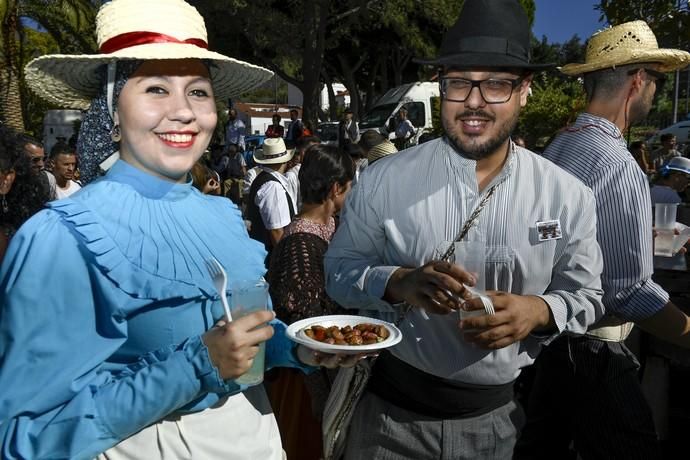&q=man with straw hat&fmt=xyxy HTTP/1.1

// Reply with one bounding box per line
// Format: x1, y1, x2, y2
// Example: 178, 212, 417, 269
246, 137, 296, 257
516, 20, 690, 460
324, 0, 605, 458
